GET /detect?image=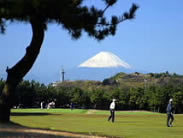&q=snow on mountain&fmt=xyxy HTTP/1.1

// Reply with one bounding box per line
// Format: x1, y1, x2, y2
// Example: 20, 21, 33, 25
63, 51, 133, 81
79, 51, 131, 69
